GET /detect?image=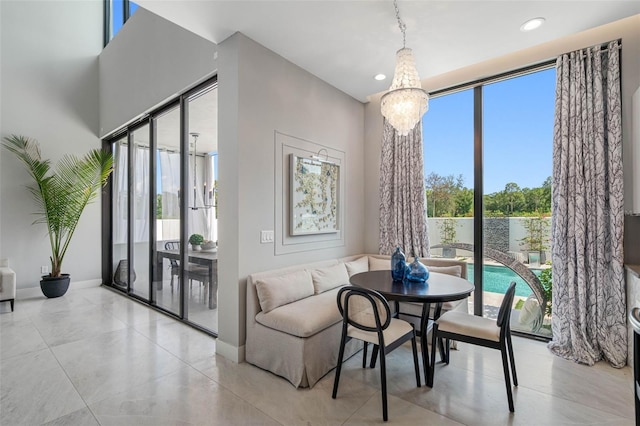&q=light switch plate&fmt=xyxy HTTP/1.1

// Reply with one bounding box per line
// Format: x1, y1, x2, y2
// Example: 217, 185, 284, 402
260, 230, 274, 243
